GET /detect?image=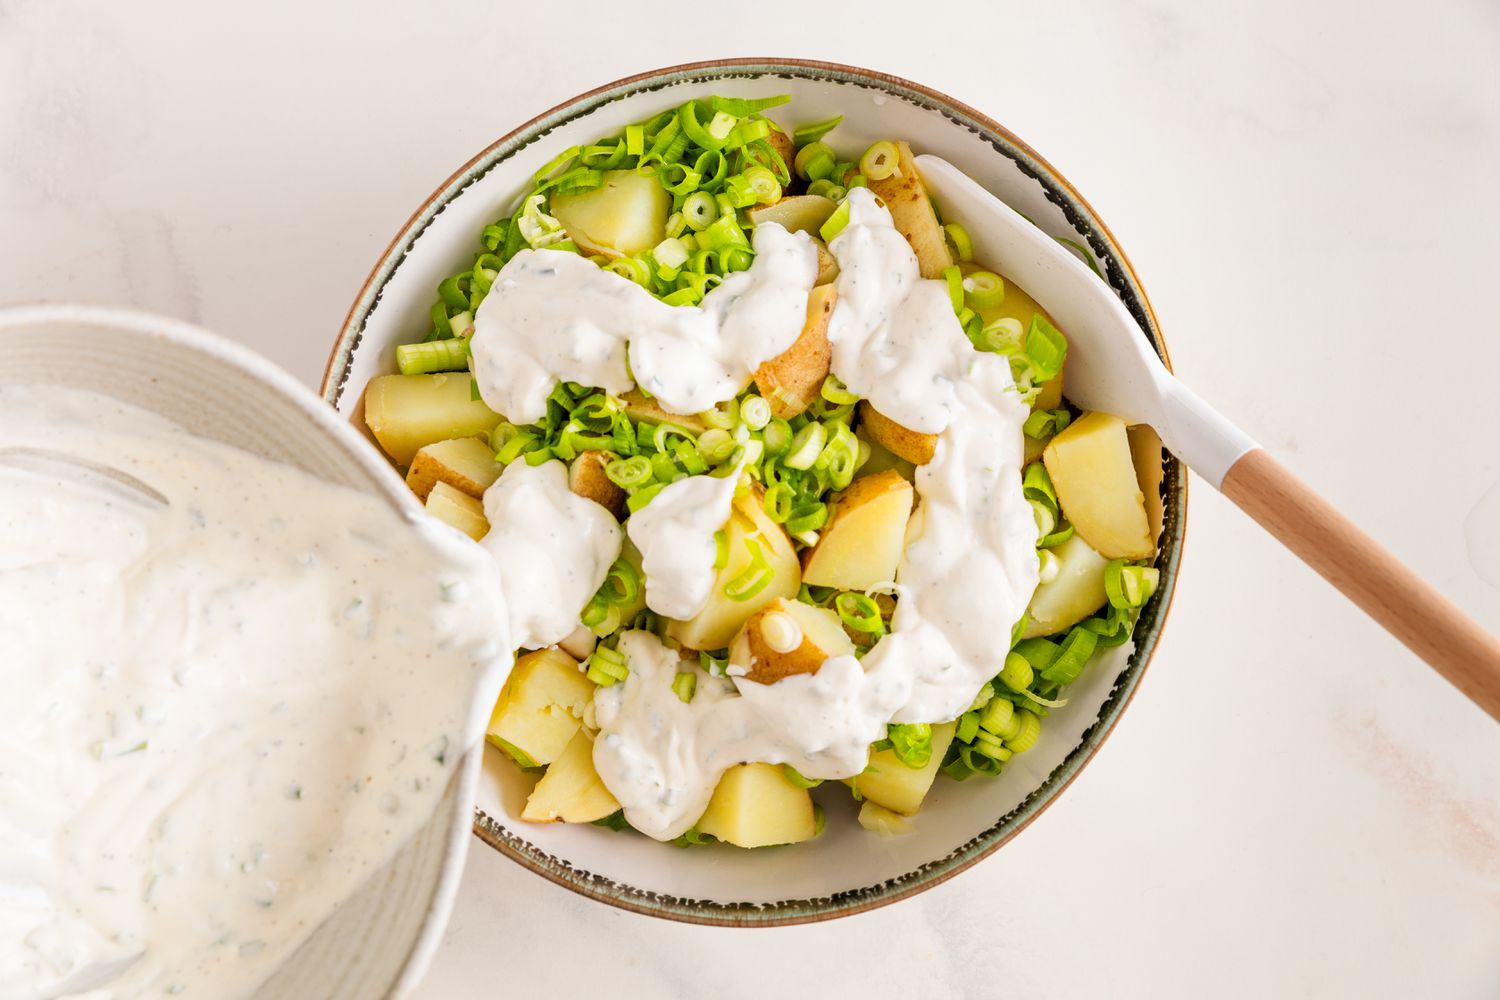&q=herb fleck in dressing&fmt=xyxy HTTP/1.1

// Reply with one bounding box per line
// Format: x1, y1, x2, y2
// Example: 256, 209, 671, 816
0, 387, 510, 998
